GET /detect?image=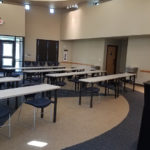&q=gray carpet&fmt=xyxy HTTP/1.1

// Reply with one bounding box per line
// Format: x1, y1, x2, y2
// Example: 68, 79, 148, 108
63, 89, 144, 150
